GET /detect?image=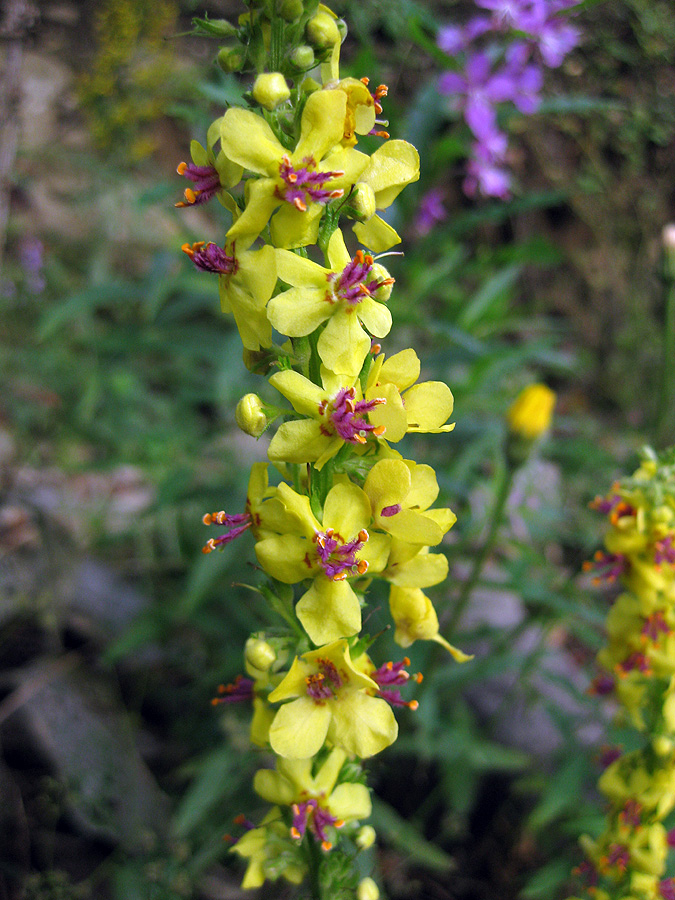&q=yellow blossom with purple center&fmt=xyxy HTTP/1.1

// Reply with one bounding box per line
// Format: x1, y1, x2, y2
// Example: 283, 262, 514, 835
267, 639, 398, 759
255, 481, 389, 644
269, 228, 393, 376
